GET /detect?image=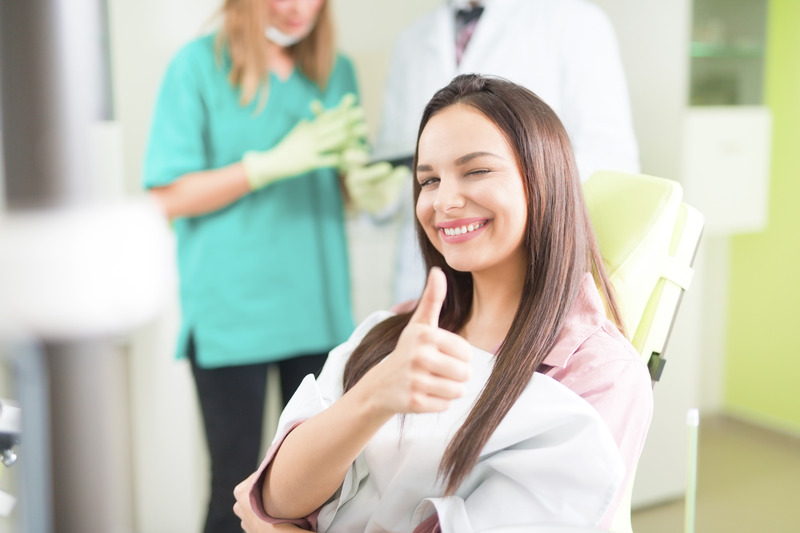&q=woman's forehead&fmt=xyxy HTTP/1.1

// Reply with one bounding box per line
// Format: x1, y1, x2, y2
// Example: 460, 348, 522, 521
418, 104, 512, 162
